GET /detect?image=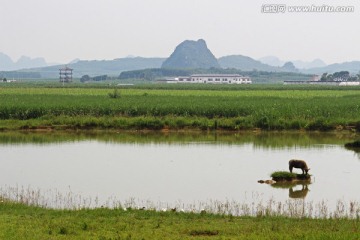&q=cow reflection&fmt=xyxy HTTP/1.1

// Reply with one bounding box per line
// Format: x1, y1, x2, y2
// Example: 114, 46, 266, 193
289, 184, 309, 199
271, 182, 310, 199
